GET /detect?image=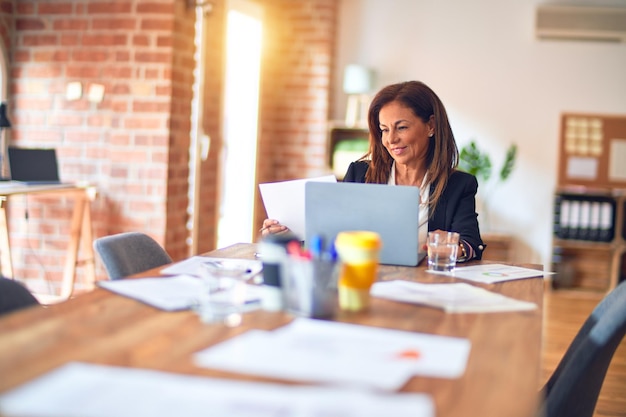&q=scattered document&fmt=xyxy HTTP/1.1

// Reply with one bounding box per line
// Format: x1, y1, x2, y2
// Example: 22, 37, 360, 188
0, 362, 435, 417
194, 317, 471, 391
98, 275, 263, 311
427, 263, 549, 284
160, 256, 262, 280
259, 175, 337, 239
371, 280, 537, 313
